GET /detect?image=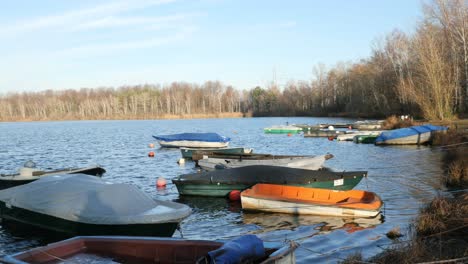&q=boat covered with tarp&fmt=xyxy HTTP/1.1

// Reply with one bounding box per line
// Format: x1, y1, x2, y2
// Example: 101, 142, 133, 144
241, 183, 382, 217
153, 132, 230, 148
375, 125, 448, 145
0, 174, 191, 237
173, 165, 367, 197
